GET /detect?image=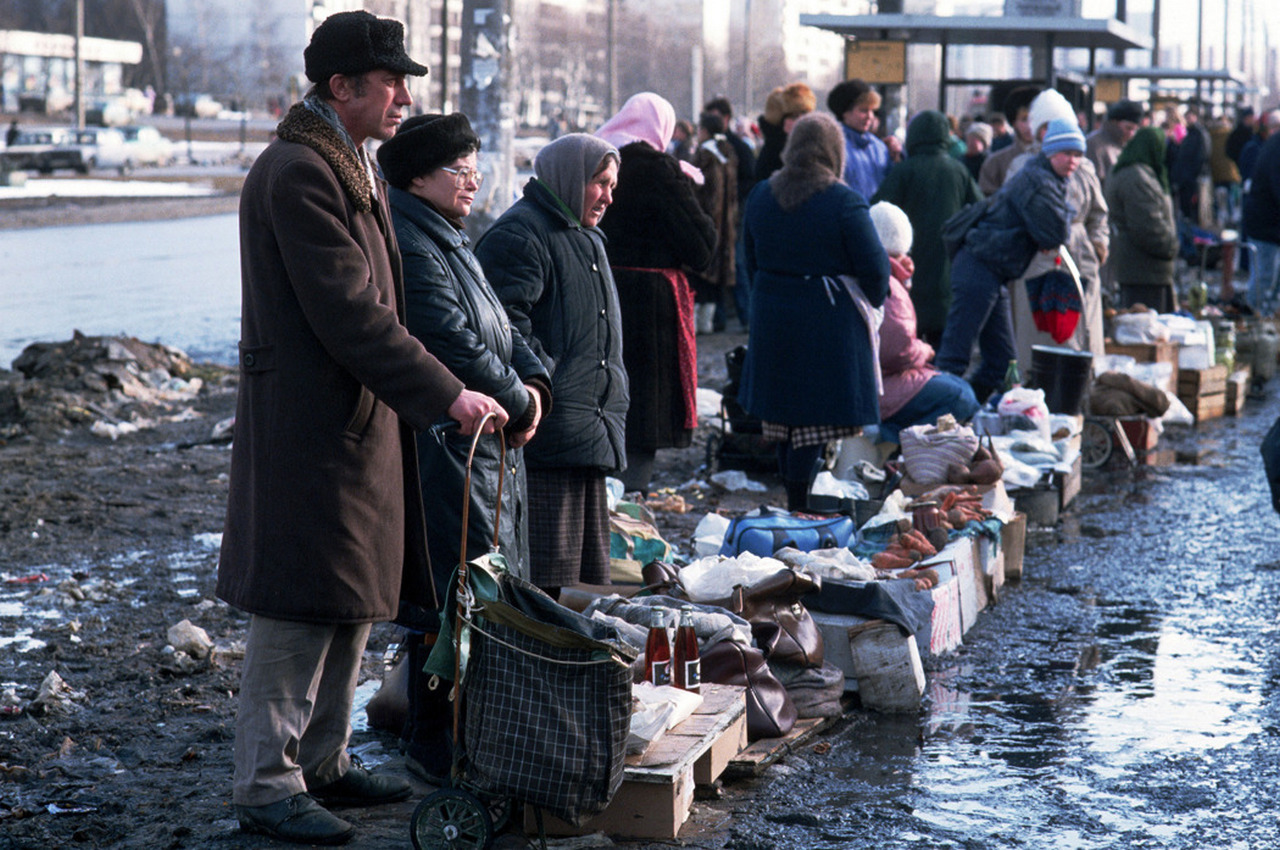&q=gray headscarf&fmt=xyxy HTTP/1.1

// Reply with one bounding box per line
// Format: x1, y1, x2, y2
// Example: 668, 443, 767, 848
533, 133, 620, 223
769, 112, 846, 213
